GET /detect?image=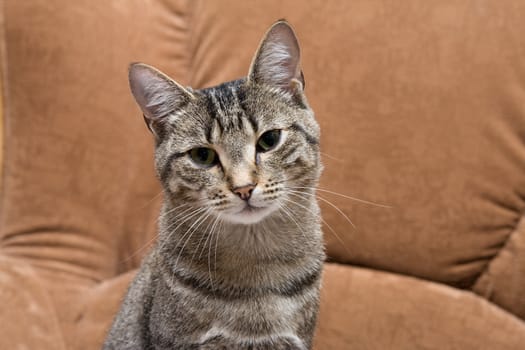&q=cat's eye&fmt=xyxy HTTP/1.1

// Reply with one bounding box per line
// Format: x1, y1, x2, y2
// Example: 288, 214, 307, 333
189, 147, 218, 167
257, 130, 281, 152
